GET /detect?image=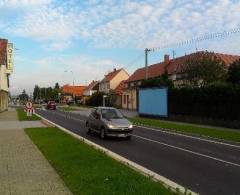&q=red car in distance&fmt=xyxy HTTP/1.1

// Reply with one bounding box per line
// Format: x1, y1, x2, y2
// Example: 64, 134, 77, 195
46, 101, 56, 110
